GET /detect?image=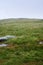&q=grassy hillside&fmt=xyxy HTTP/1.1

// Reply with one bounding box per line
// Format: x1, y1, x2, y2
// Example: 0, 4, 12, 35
0, 18, 43, 65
